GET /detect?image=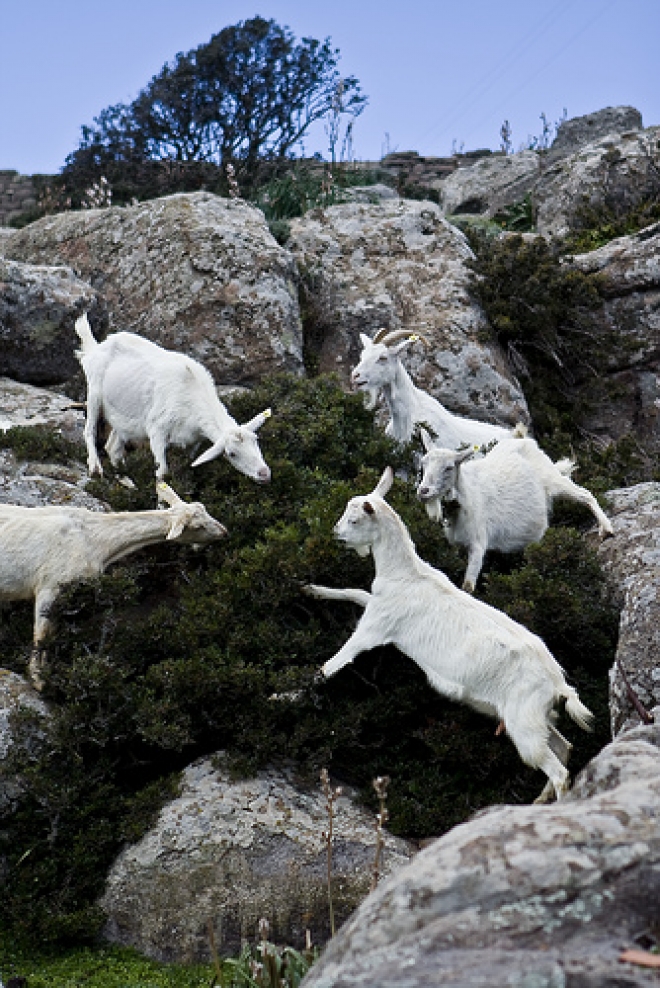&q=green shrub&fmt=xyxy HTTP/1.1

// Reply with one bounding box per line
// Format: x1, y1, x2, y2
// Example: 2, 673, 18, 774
0, 424, 84, 465
0, 374, 618, 947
